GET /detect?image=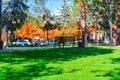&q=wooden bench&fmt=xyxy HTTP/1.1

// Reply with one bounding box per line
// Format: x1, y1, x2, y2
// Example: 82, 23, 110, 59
54, 36, 75, 48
